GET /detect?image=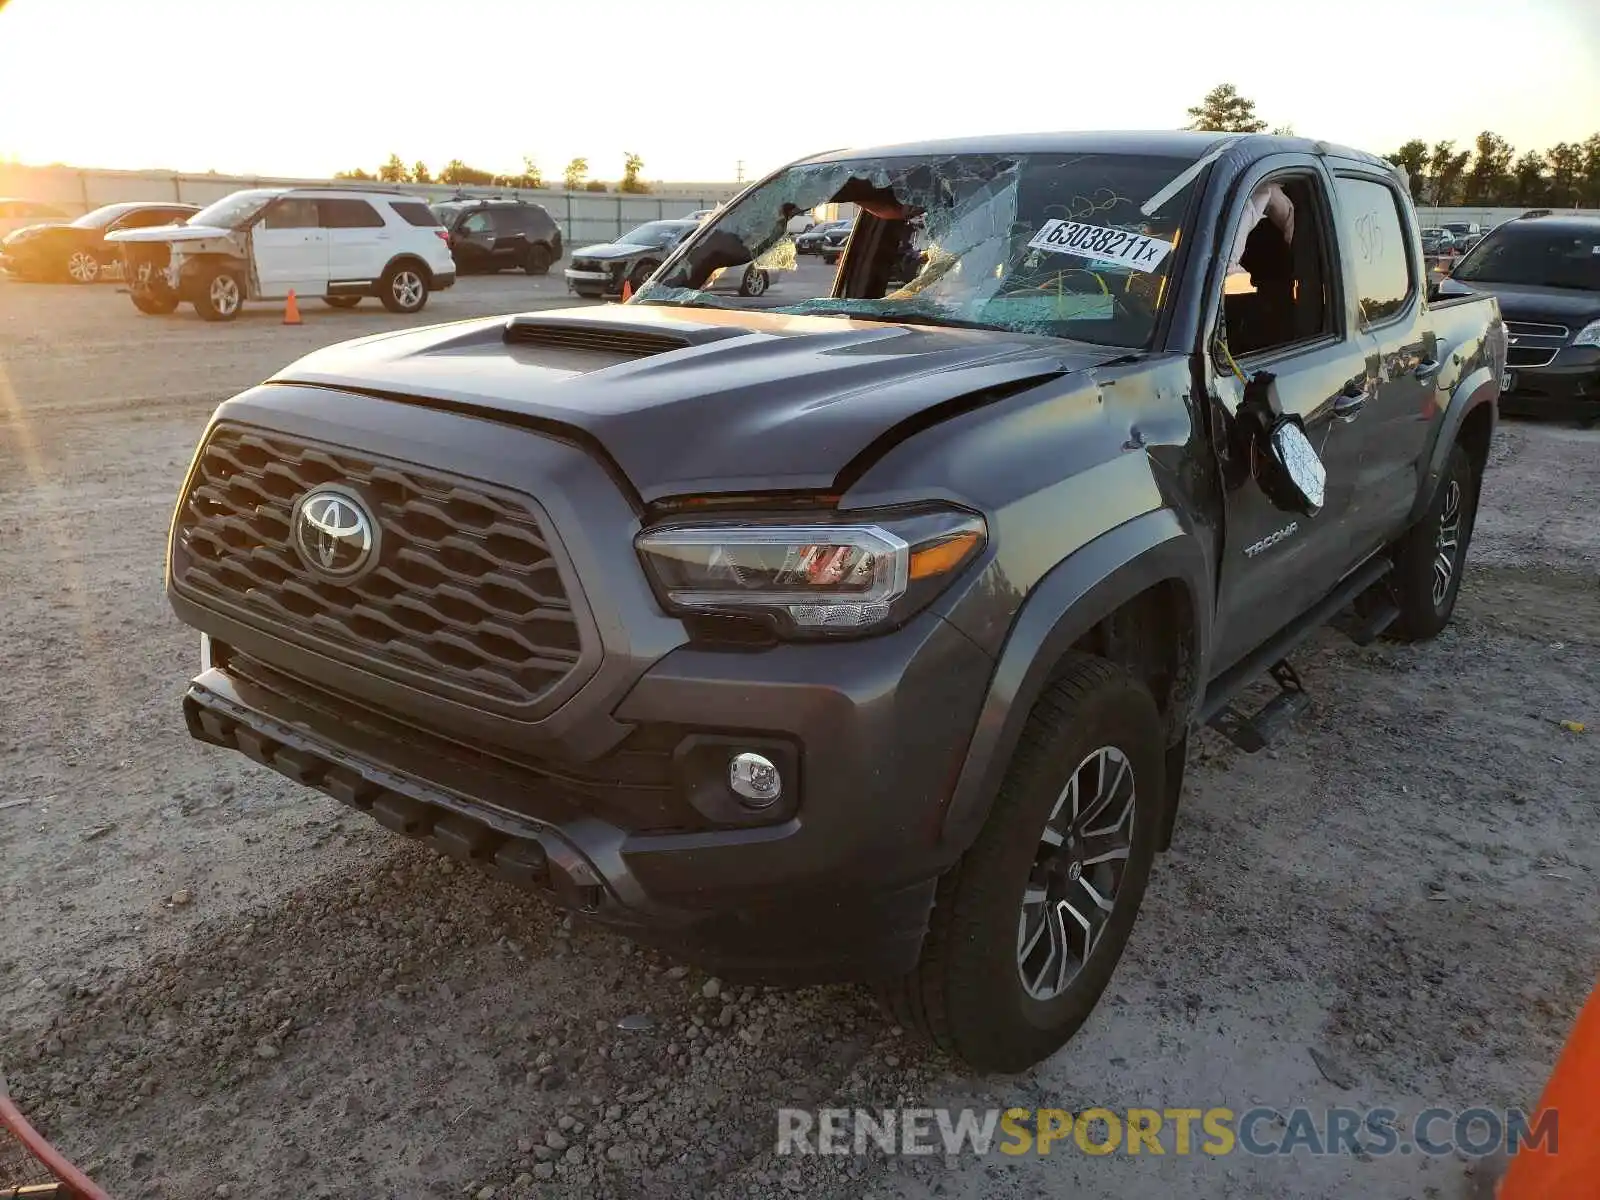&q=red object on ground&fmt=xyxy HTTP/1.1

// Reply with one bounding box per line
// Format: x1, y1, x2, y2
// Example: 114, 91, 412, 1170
1498, 977, 1600, 1199
0, 1073, 111, 1200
